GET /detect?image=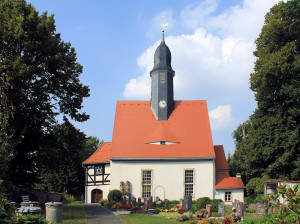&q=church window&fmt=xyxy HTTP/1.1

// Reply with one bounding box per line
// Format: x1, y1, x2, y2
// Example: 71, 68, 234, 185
184, 170, 194, 196
225, 192, 231, 202
142, 170, 152, 198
